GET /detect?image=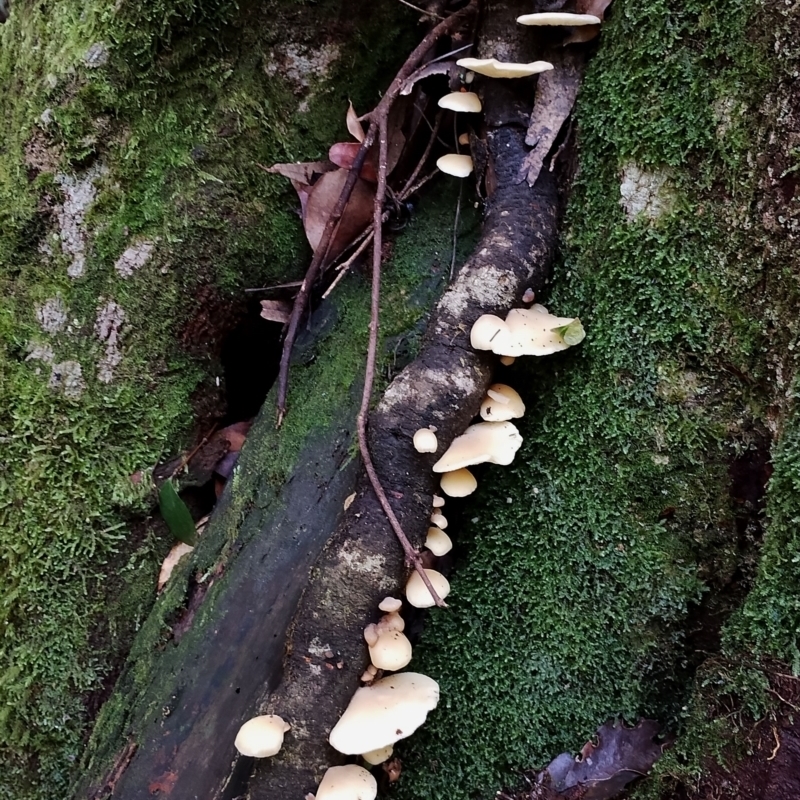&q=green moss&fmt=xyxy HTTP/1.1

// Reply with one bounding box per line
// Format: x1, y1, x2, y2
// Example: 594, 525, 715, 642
396, 1, 783, 798
0, 0, 424, 796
